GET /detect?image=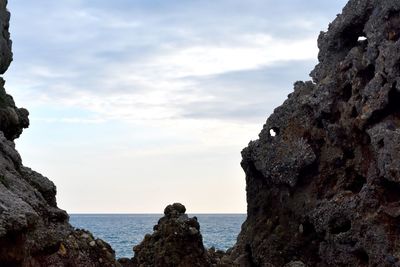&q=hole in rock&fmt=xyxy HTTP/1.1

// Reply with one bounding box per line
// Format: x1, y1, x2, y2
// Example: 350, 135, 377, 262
351, 106, 358, 118
387, 11, 400, 41
347, 174, 367, 194
343, 148, 355, 160
320, 111, 341, 124
318, 174, 338, 199
301, 221, 316, 236
380, 177, 400, 203
358, 64, 375, 84
388, 82, 400, 114
329, 217, 351, 234
338, 22, 367, 53
342, 84, 353, 102
378, 139, 384, 149
354, 248, 369, 265
269, 128, 279, 137
357, 36, 367, 42
298, 160, 319, 188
